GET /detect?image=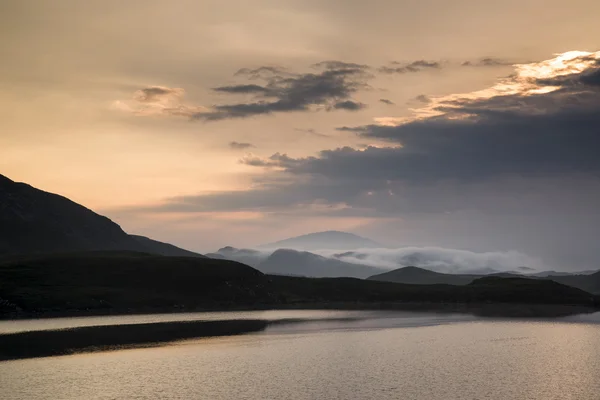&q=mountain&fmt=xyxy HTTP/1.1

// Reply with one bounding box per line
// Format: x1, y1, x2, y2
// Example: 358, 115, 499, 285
259, 230, 383, 251
1, 251, 597, 318
257, 248, 384, 278
0, 251, 270, 315
205, 246, 268, 267
130, 235, 205, 258
368, 266, 600, 294
549, 271, 600, 294
0, 174, 146, 256
367, 266, 480, 285
0, 174, 205, 258
529, 269, 599, 277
